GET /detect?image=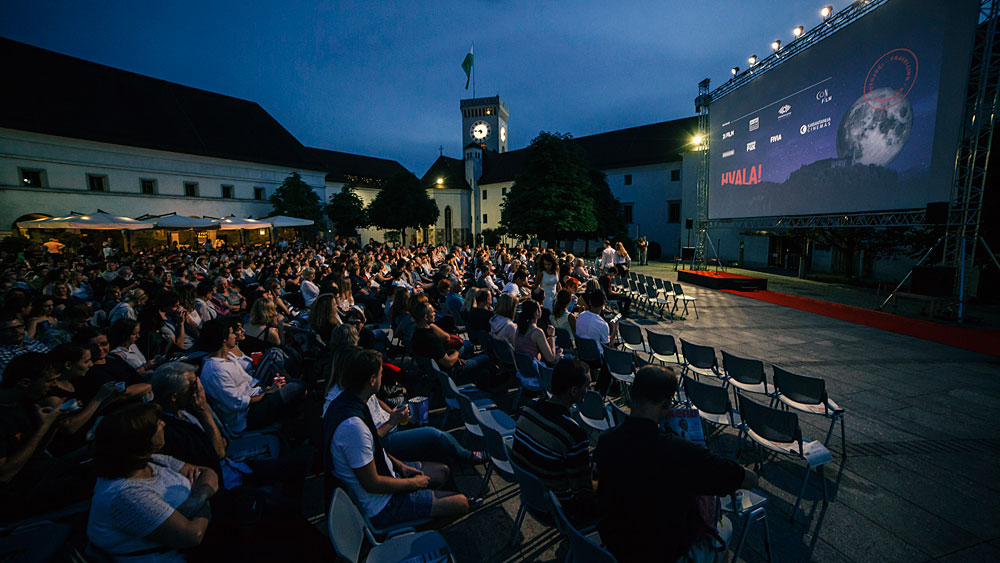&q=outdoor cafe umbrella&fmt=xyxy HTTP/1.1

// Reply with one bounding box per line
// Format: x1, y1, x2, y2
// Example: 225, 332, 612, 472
17, 210, 153, 230
138, 213, 219, 230
208, 215, 273, 230
254, 215, 314, 228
